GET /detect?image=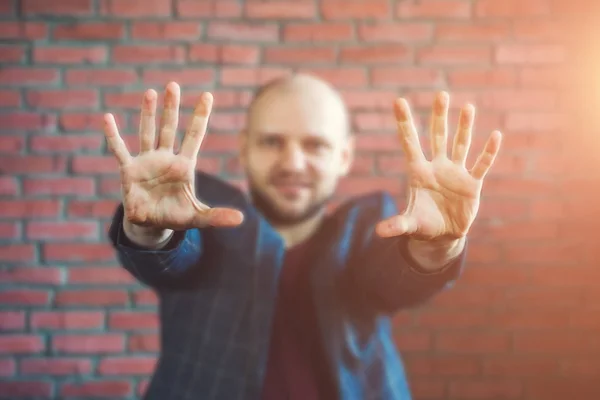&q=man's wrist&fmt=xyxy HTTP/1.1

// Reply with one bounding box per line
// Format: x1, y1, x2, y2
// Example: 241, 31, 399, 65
122, 218, 174, 249
406, 236, 466, 272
